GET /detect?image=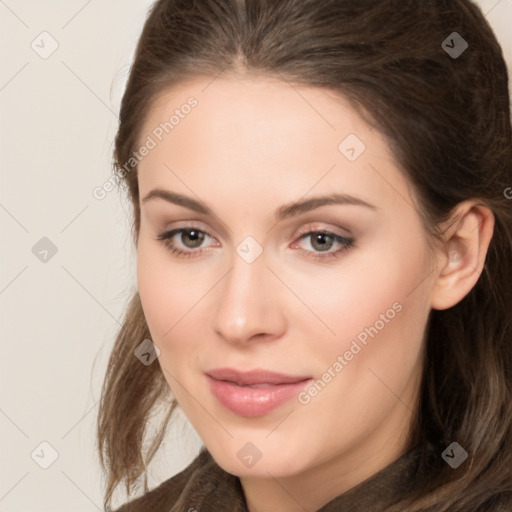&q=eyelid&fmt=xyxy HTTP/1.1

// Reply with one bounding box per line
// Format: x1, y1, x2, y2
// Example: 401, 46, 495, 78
162, 220, 218, 239
291, 221, 352, 240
